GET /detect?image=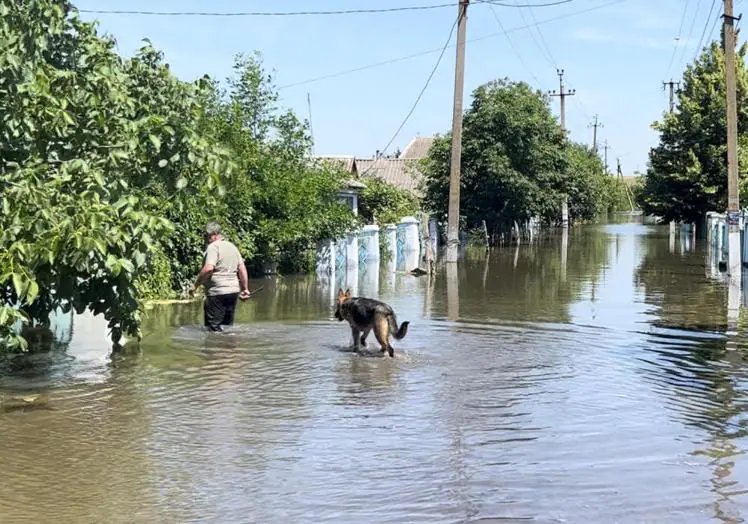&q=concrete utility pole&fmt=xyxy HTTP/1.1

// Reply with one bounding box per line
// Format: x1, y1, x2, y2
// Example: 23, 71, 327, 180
724, 0, 742, 276
550, 69, 575, 228
662, 80, 680, 113
588, 114, 602, 154
446, 0, 469, 263
602, 140, 610, 174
